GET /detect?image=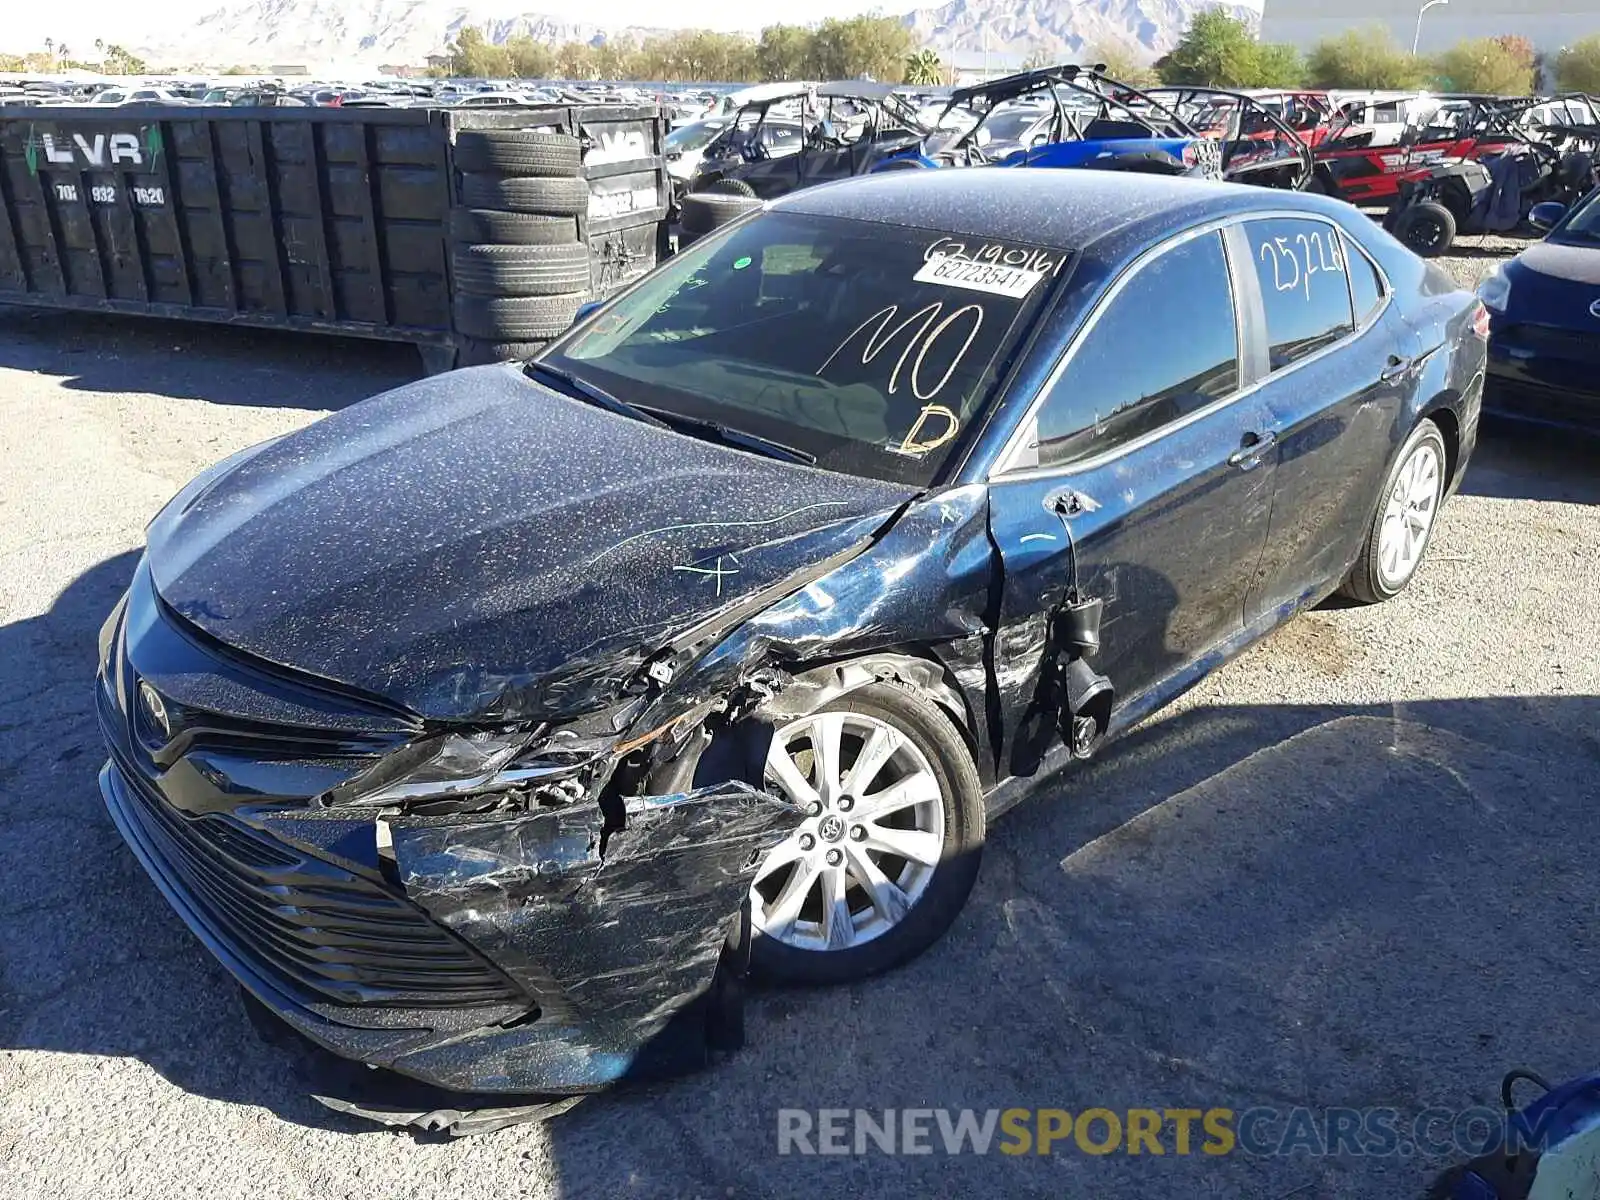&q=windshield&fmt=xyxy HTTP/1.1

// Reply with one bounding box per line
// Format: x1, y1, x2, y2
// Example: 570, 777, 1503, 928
978, 107, 1047, 144
1552, 190, 1600, 243
666, 121, 725, 152
540, 211, 1066, 486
